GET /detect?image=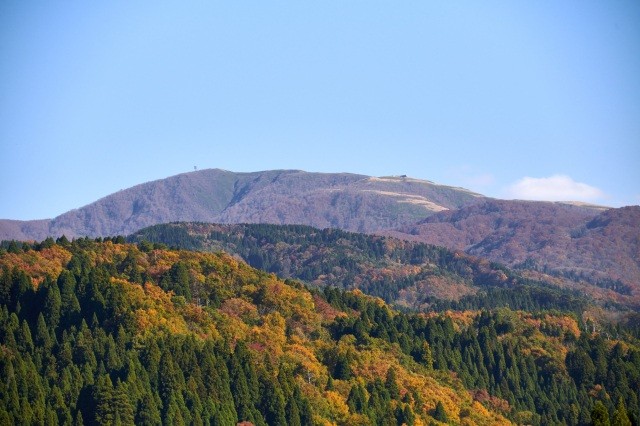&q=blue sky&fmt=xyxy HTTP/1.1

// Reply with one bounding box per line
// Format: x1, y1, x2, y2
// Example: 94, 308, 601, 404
1, 1, 639, 220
